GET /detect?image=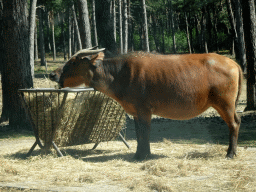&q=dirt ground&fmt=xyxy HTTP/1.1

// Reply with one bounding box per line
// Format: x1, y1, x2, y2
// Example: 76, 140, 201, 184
0, 77, 256, 191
